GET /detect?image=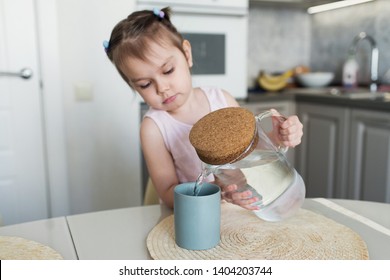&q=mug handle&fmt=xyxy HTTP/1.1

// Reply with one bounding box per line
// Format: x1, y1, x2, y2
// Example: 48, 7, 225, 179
255, 110, 288, 154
